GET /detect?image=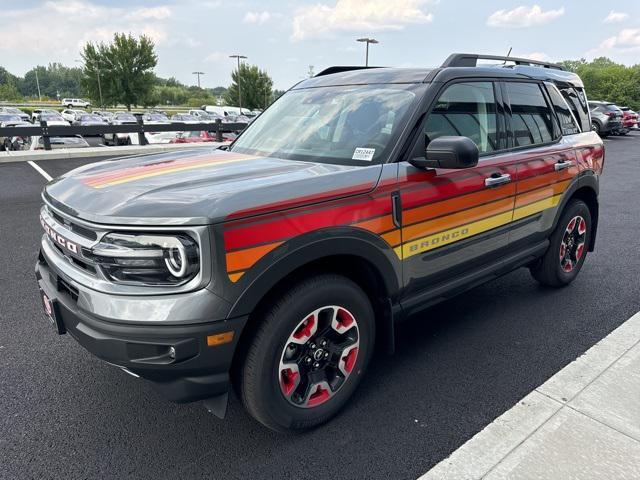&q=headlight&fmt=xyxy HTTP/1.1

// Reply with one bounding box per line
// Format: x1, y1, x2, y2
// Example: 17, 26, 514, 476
90, 233, 199, 286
